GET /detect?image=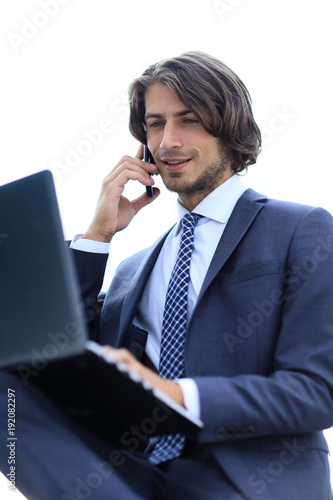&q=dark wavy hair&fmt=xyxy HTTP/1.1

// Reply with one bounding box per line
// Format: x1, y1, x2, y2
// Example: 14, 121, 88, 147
128, 51, 261, 173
